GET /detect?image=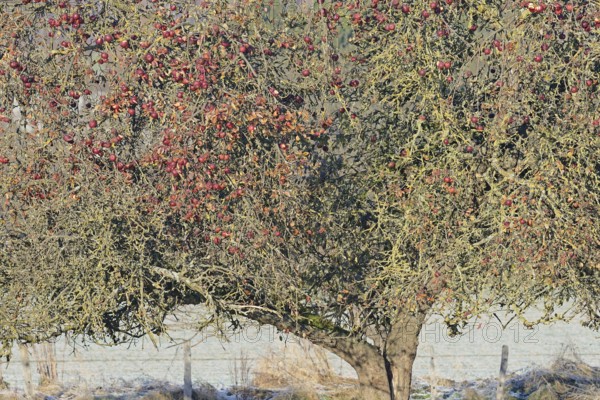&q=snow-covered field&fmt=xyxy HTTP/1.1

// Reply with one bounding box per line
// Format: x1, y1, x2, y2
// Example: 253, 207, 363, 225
1, 307, 599, 395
